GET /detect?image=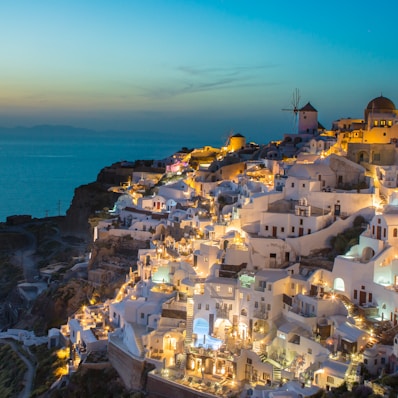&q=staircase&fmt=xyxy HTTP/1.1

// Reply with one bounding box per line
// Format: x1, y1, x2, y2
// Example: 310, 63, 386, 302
185, 297, 194, 348
336, 293, 358, 317
134, 331, 146, 357
273, 366, 281, 382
